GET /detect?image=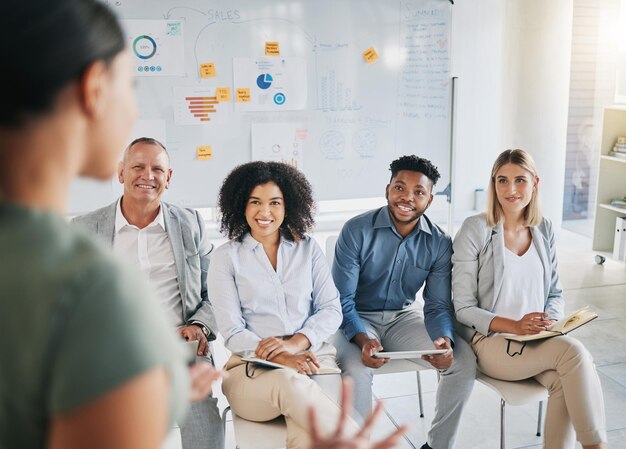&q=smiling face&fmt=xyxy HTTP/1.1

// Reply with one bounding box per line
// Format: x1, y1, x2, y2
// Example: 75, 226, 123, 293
118, 141, 172, 206
245, 182, 285, 243
494, 162, 539, 217
385, 169, 434, 236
